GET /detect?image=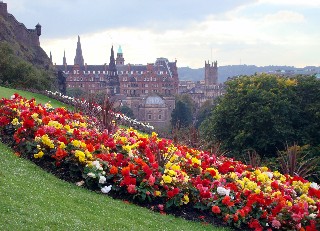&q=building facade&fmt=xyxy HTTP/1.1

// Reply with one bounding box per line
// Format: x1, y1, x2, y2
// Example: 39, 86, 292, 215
54, 36, 178, 128
179, 60, 225, 108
